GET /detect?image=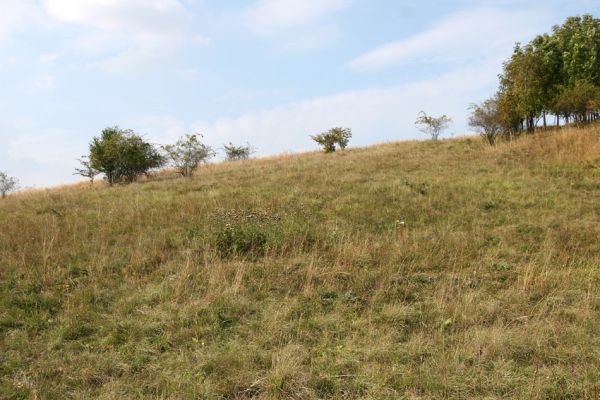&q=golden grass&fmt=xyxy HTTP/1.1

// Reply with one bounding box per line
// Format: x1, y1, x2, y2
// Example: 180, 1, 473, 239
1, 126, 600, 399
